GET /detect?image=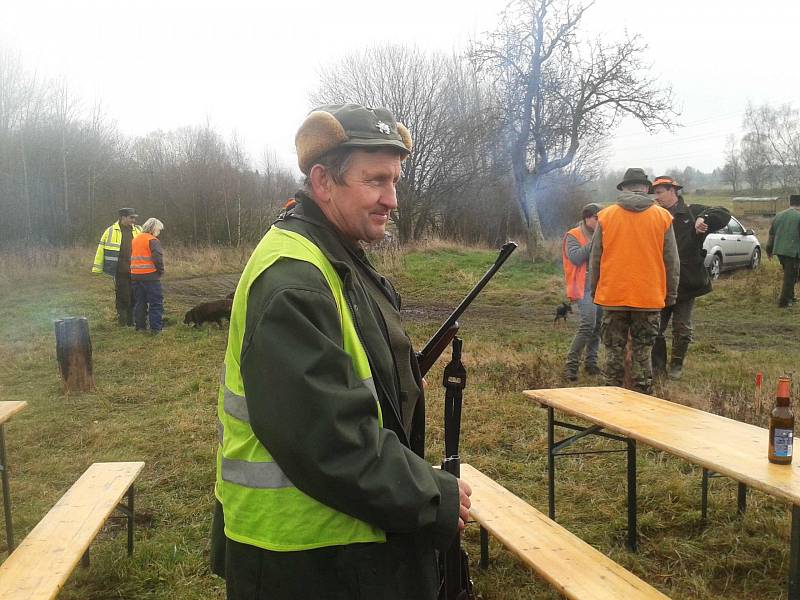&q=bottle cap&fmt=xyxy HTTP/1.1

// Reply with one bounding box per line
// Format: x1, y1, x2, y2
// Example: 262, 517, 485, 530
777, 376, 792, 398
